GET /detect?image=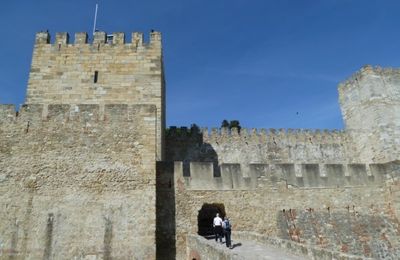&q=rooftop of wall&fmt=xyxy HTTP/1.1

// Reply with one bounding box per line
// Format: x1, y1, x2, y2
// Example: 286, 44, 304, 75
338, 65, 400, 92
0, 103, 156, 123
34, 30, 161, 48
166, 126, 347, 142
